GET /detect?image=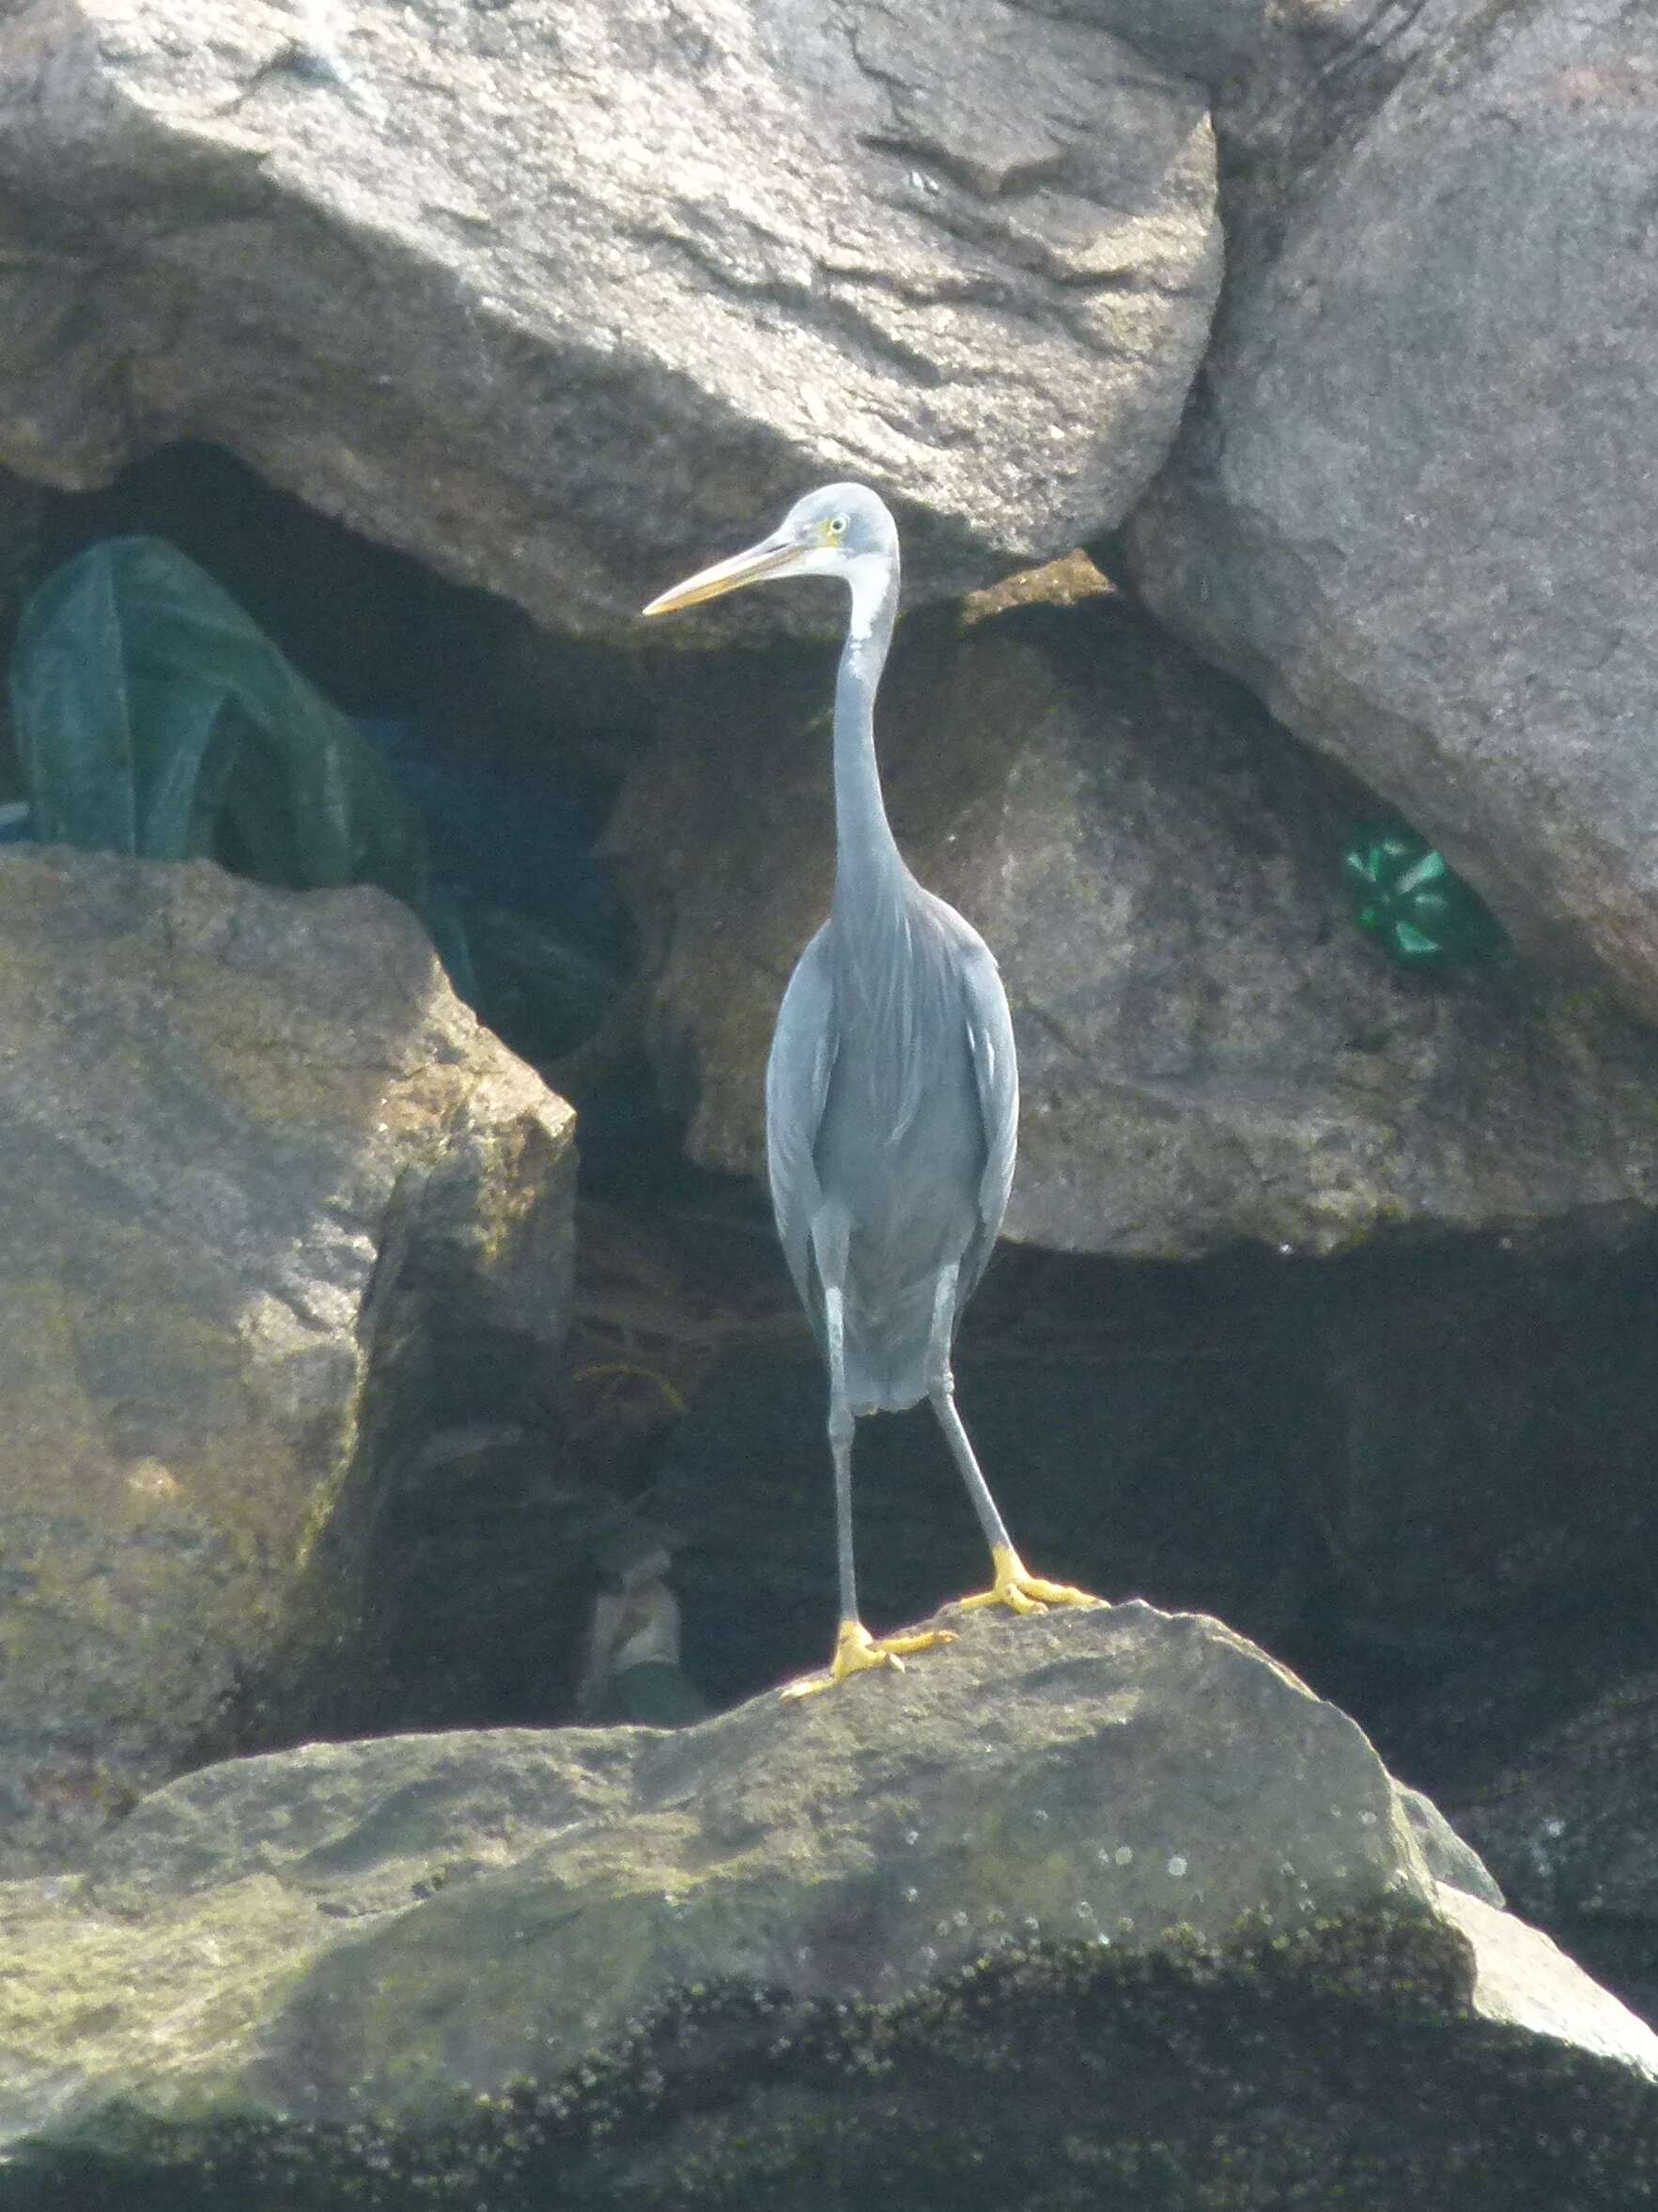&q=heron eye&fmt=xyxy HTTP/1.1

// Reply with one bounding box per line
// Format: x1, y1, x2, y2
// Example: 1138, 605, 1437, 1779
825, 514, 848, 539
